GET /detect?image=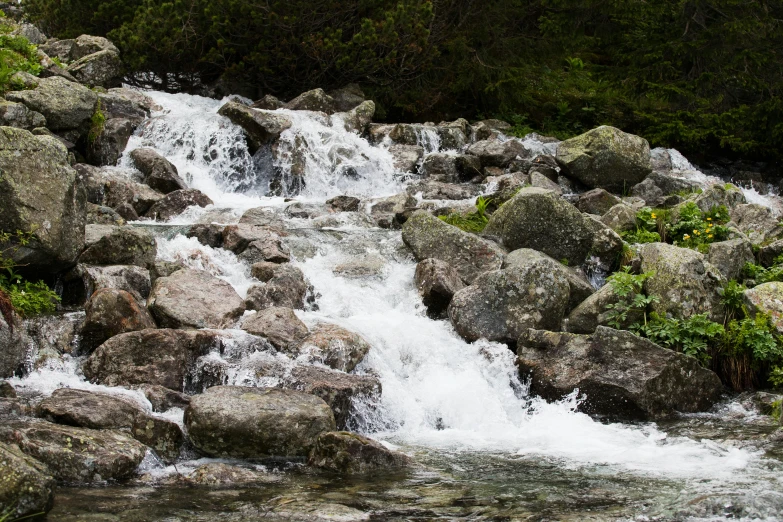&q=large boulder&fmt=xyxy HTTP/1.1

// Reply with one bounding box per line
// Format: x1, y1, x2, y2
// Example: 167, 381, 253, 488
295, 323, 371, 373
517, 326, 723, 419
730, 203, 783, 246
743, 282, 783, 336
388, 144, 424, 173
241, 307, 309, 351
78, 164, 165, 216
504, 249, 594, 310
630, 171, 701, 208
600, 203, 637, 233
129, 148, 187, 194
448, 259, 571, 343
79, 225, 157, 268
639, 243, 725, 321
245, 264, 310, 311
0, 300, 28, 378
556, 126, 651, 192
693, 184, 746, 213
334, 100, 375, 134
0, 100, 46, 130
575, 188, 622, 215
0, 128, 86, 272
98, 88, 155, 125
64, 264, 151, 304
0, 441, 55, 519
0, 419, 147, 483
72, 35, 120, 60
82, 288, 156, 350
466, 138, 529, 168
309, 431, 409, 474
414, 258, 465, 317
483, 188, 594, 266
66, 49, 123, 88
184, 386, 336, 458
402, 211, 505, 284
86, 117, 133, 166
6, 76, 98, 131
147, 269, 245, 329
707, 238, 755, 281
217, 101, 292, 153
82, 329, 222, 391
285, 88, 337, 113
565, 284, 630, 334
144, 189, 213, 221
